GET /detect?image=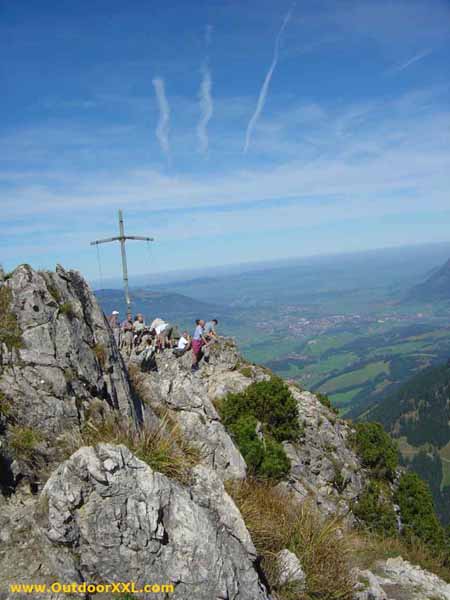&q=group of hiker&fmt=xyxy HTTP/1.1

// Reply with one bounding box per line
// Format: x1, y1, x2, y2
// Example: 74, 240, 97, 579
107, 310, 219, 372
